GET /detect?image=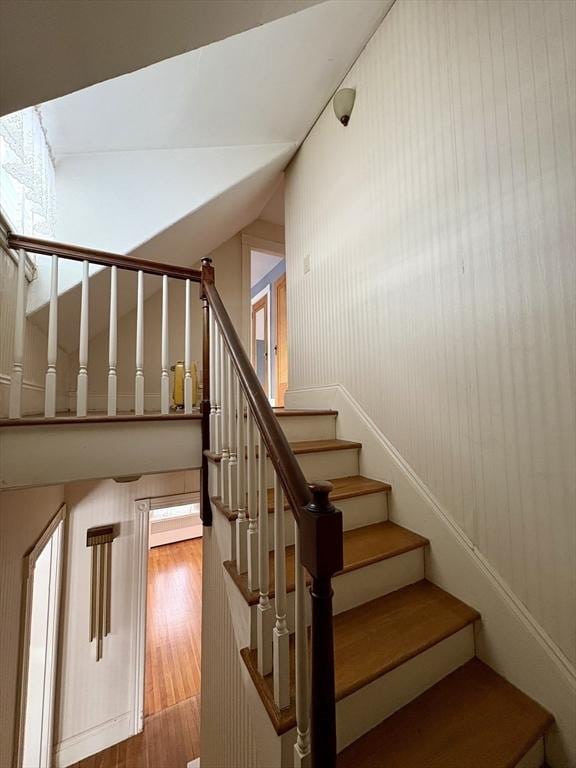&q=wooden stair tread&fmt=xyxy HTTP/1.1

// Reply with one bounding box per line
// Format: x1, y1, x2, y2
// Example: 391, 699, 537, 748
224, 521, 427, 606
240, 580, 479, 734
213, 474, 391, 521
337, 658, 554, 768
205, 438, 361, 465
